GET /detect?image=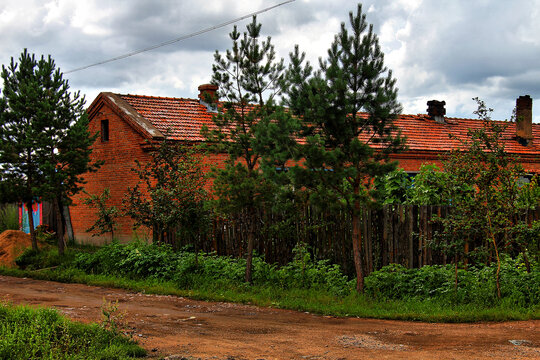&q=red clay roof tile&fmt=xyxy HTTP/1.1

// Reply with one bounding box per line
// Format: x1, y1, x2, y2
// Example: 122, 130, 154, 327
117, 93, 540, 156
